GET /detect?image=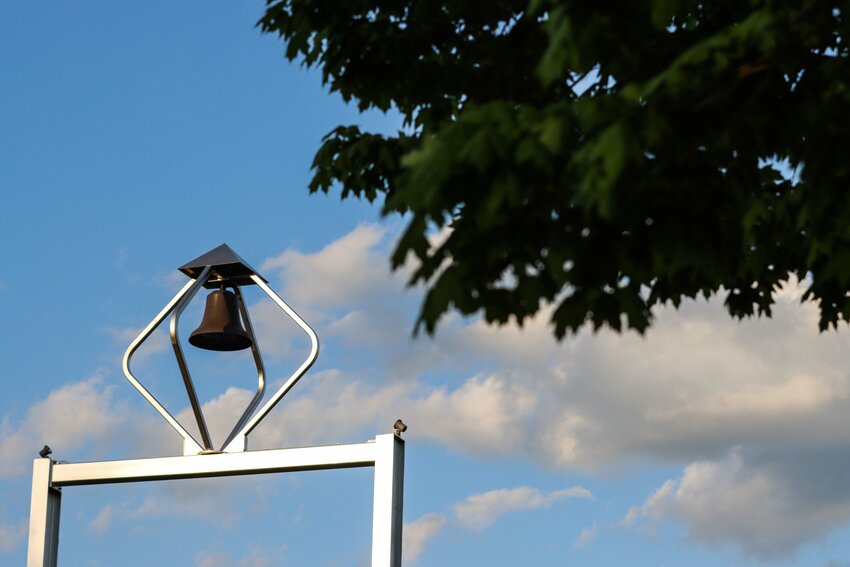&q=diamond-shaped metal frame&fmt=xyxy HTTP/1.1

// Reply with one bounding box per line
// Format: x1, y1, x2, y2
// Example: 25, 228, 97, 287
122, 246, 319, 455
